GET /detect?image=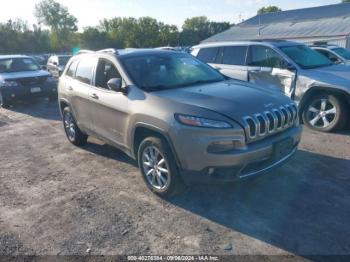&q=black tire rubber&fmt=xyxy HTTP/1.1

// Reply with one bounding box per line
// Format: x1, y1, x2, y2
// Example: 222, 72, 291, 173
62, 107, 88, 146
302, 93, 348, 132
0, 92, 10, 108
138, 136, 185, 197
